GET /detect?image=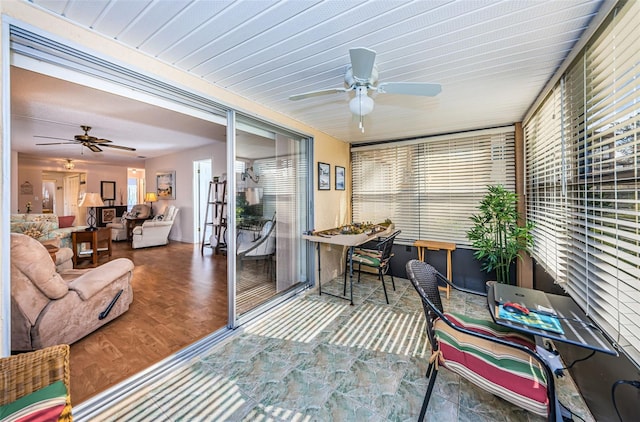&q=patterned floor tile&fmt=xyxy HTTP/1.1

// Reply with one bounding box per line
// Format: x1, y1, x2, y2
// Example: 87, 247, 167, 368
84, 273, 595, 421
